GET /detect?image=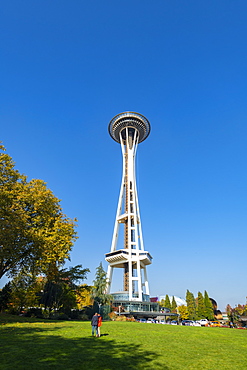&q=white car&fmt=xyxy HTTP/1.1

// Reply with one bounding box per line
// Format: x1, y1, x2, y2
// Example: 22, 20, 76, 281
193, 321, 201, 326
199, 319, 209, 326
